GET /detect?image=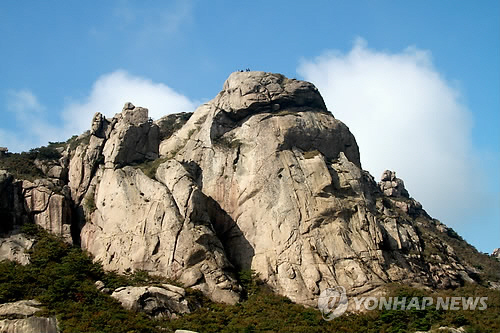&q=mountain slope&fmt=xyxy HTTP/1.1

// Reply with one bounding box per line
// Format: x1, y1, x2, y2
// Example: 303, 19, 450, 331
0, 72, 499, 307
